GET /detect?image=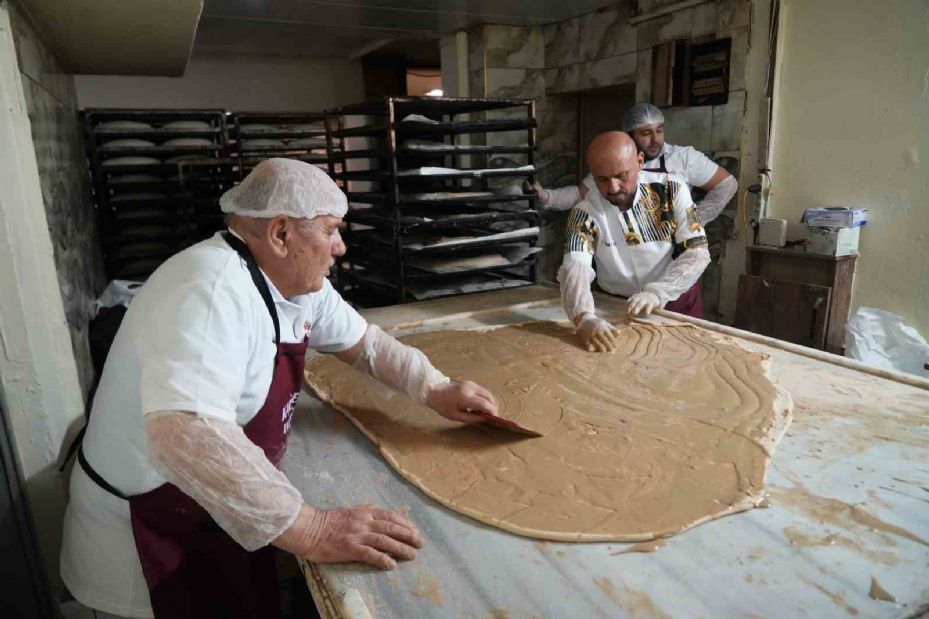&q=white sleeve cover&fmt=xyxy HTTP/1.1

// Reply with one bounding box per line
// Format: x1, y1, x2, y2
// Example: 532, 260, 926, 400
353, 325, 450, 402
541, 185, 582, 210
145, 411, 303, 552
644, 246, 711, 305
557, 259, 597, 323
696, 174, 738, 223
